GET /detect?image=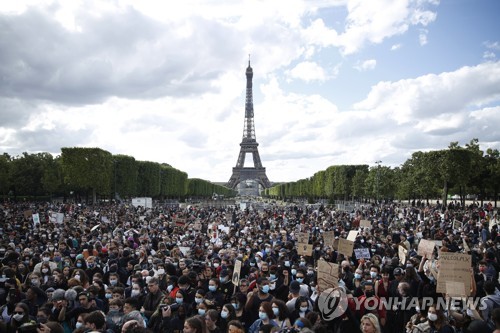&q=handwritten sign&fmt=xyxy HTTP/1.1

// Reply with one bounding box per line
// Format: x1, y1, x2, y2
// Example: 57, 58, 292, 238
317, 260, 339, 291
174, 218, 187, 227
418, 239, 436, 259
297, 243, 313, 256
338, 238, 354, 257
360, 220, 372, 228
453, 221, 463, 230
436, 252, 471, 296
323, 231, 335, 246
